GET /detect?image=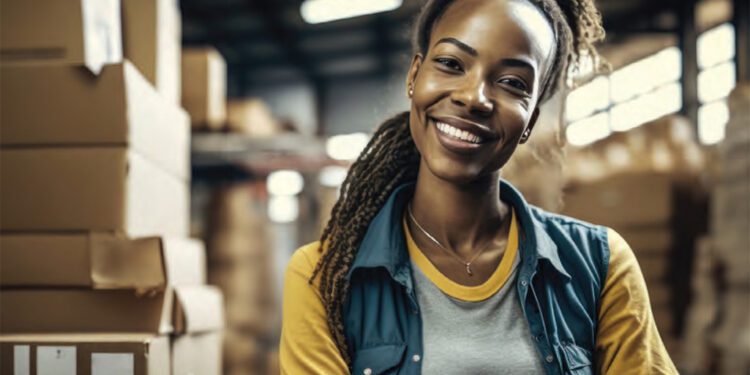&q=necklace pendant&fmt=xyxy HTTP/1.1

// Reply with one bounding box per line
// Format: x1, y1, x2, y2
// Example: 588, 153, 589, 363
466, 264, 473, 276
